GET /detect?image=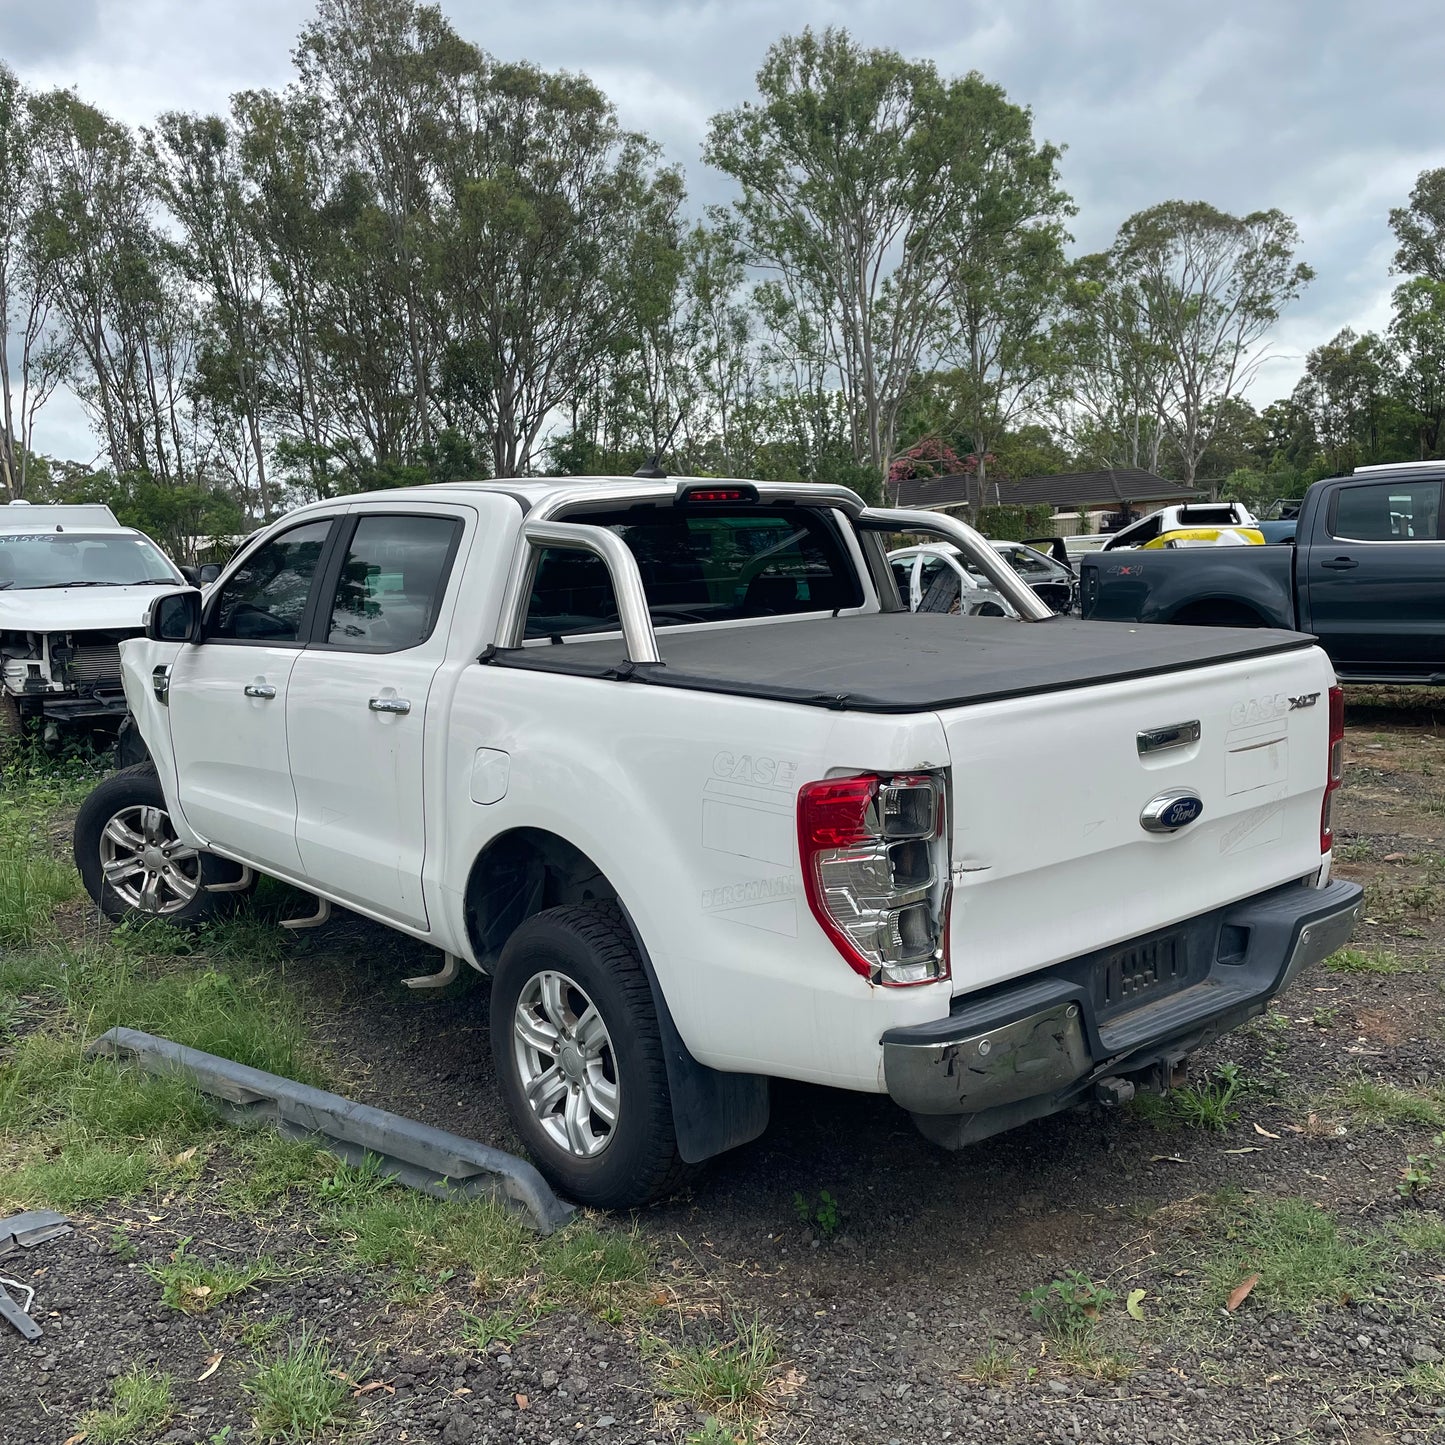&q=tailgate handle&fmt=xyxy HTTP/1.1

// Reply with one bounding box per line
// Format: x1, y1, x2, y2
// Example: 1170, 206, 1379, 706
1137, 720, 1200, 756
